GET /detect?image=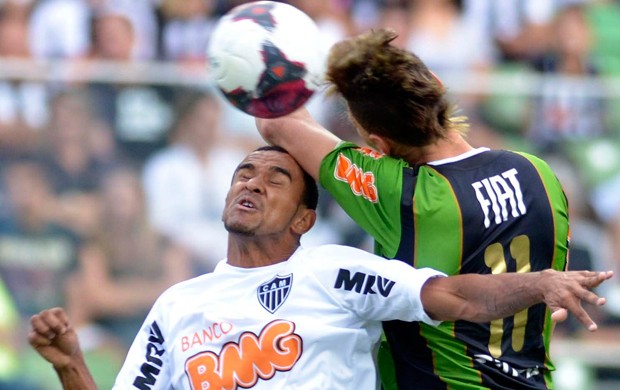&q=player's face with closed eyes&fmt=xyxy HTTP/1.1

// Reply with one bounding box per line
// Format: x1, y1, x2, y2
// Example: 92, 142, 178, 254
222, 150, 307, 237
